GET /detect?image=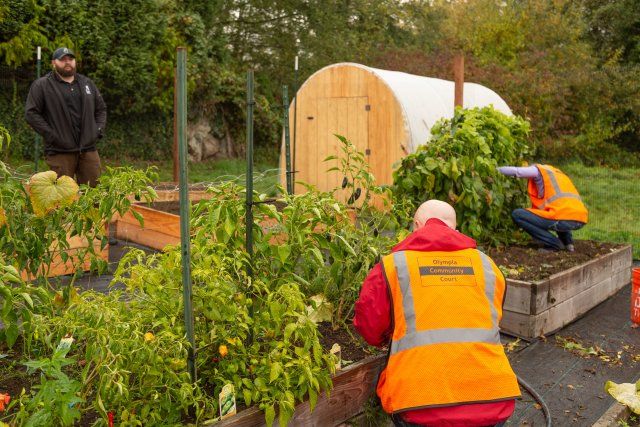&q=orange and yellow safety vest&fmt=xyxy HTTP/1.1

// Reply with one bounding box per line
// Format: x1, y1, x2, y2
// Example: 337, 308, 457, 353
527, 164, 588, 223
377, 248, 520, 414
